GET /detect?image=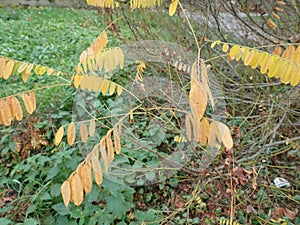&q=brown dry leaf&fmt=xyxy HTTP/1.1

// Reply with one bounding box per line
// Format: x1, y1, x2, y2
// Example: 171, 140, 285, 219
91, 153, 103, 185
54, 126, 64, 146
267, 19, 277, 30
272, 207, 284, 220
113, 128, 121, 154
61, 180, 71, 208
246, 204, 257, 214
233, 167, 248, 186
218, 122, 233, 149
67, 123, 76, 145
70, 173, 84, 206
272, 46, 282, 56
80, 123, 89, 143
89, 119, 96, 137
284, 208, 298, 220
